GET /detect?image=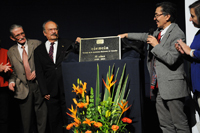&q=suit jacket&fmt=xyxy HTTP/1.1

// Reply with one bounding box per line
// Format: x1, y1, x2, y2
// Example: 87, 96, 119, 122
7, 39, 41, 99
128, 23, 189, 100
34, 38, 73, 97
